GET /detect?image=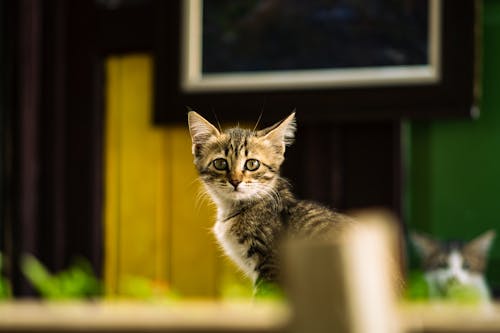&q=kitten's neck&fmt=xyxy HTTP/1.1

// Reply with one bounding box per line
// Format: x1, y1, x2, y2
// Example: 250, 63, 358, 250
219, 206, 247, 222
217, 197, 269, 223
